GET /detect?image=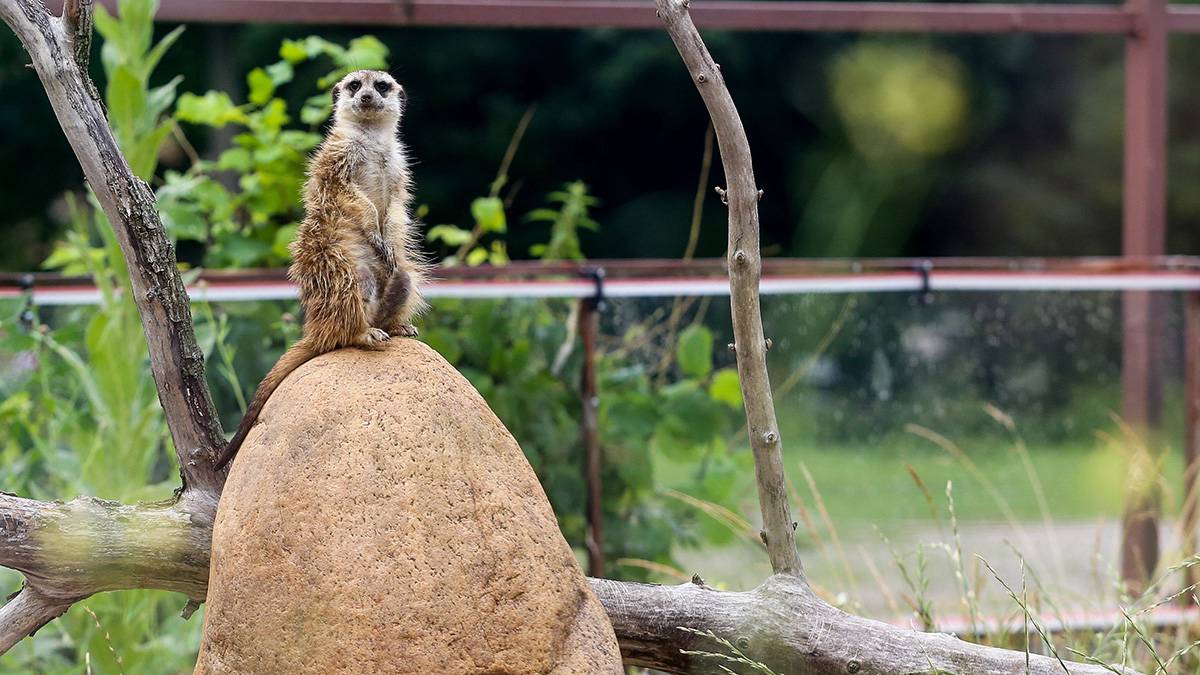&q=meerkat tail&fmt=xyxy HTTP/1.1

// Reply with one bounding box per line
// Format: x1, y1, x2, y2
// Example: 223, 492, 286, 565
214, 340, 321, 470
